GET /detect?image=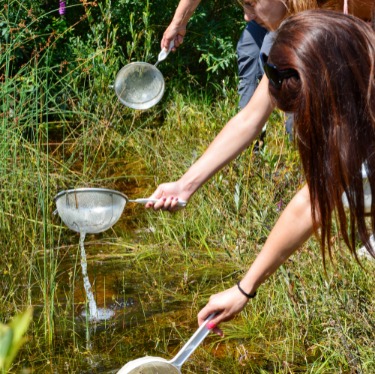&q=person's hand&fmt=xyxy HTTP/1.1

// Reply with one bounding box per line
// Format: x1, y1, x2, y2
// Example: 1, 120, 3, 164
145, 181, 191, 211
161, 22, 186, 51
197, 285, 249, 336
